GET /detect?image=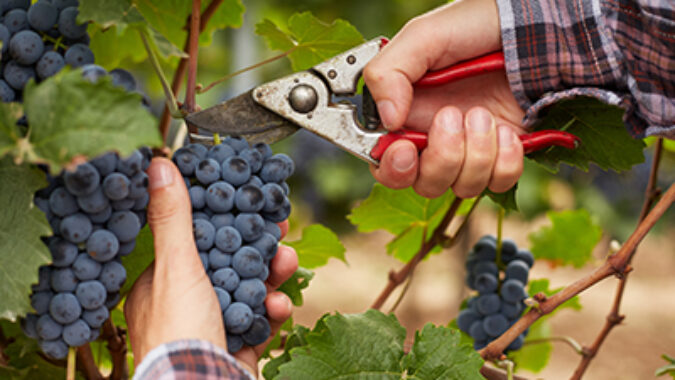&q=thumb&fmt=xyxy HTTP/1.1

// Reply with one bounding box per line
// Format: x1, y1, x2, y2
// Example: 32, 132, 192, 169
146, 157, 199, 269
